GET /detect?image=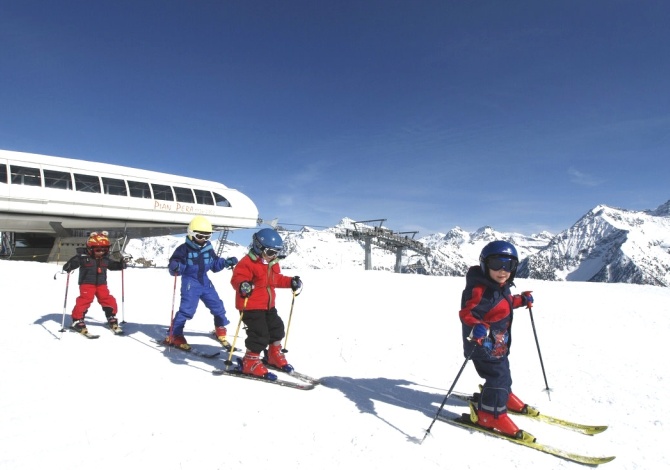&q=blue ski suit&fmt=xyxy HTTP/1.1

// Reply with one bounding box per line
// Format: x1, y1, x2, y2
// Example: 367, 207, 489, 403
168, 237, 235, 336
